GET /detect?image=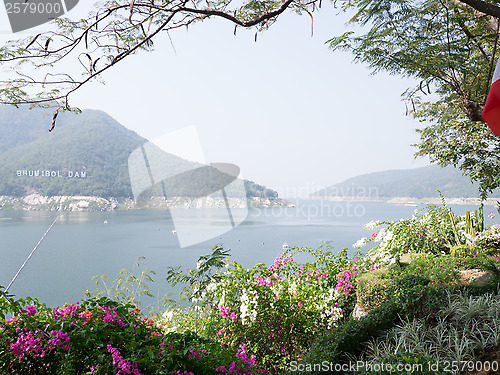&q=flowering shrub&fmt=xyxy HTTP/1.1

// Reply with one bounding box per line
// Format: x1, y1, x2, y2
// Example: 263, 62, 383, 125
356, 205, 470, 266
196, 246, 359, 374
336, 265, 359, 295
0, 288, 260, 375
473, 224, 500, 255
